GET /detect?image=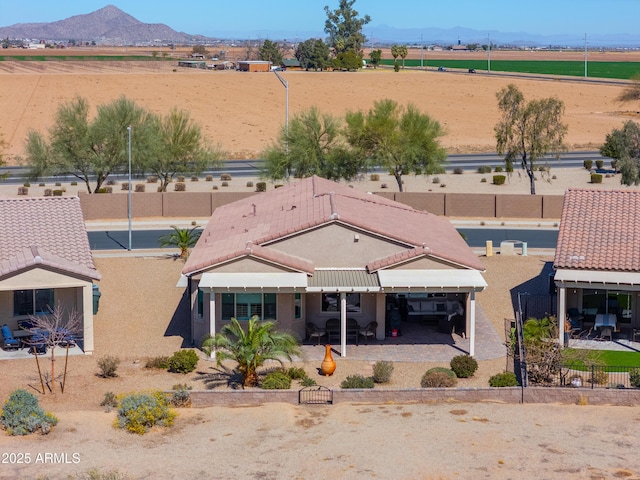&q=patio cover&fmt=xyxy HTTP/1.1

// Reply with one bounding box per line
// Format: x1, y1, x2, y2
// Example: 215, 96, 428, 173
554, 269, 640, 289
377, 269, 487, 291
199, 272, 308, 291
306, 269, 381, 292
